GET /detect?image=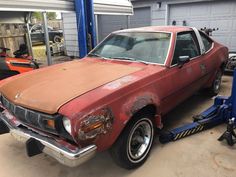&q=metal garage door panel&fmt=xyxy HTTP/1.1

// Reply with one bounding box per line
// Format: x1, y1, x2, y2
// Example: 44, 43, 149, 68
169, 1, 236, 51
98, 15, 127, 41
130, 7, 151, 28
98, 7, 151, 41
169, 3, 210, 28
